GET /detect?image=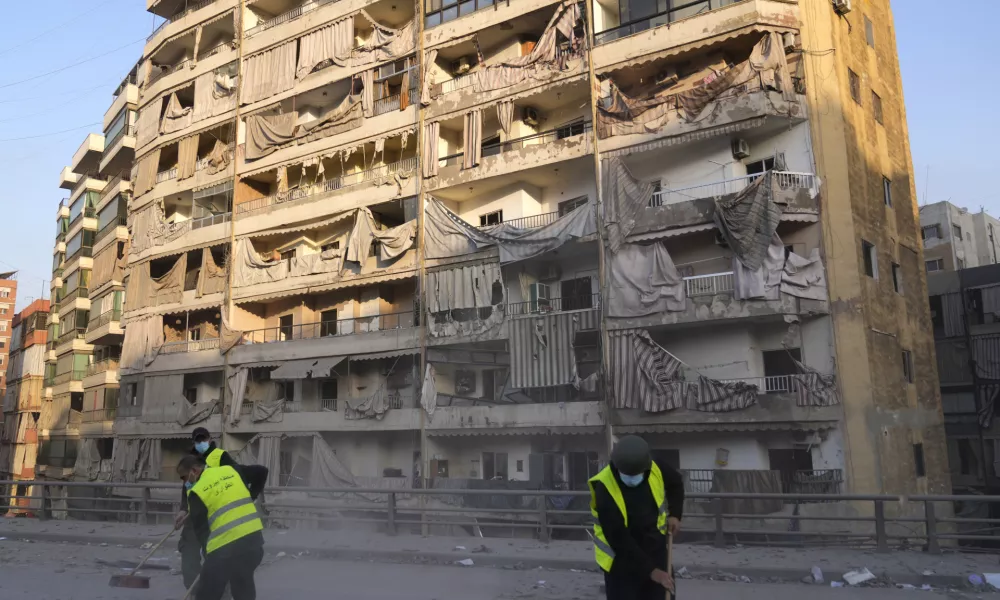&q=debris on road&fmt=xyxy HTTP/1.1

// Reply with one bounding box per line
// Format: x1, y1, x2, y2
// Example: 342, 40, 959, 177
811, 566, 824, 584
830, 581, 844, 588
983, 573, 1000, 589
456, 559, 475, 566
968, 574, 985, 587
454, 546, 467, 551
842, 568, 876, 586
